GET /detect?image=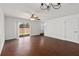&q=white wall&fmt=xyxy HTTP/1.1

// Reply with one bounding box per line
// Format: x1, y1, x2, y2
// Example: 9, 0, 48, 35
5, 16, 28, 40
44, 17, 66, 40
0, 9, 5, 54
65, 15, 79, 43
44, 14, 79, 43
5, 16, 41, 40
